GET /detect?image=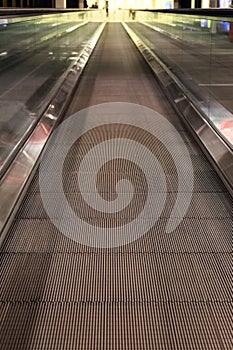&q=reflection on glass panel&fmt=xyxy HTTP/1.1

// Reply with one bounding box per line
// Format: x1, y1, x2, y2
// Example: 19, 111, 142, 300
0, 11, 102, 175
132, 11, 233, 145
